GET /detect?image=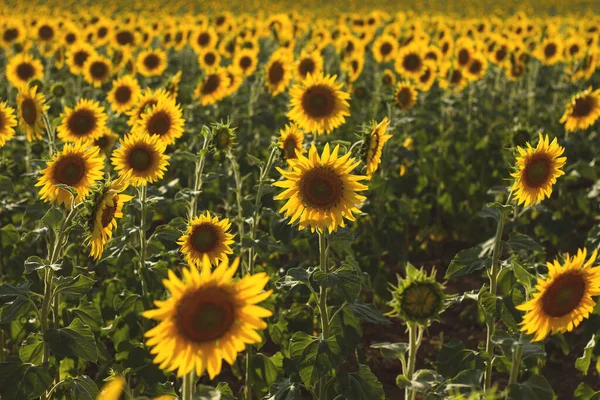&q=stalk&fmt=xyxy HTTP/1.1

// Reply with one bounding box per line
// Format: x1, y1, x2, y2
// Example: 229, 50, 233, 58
405, 323, 420, 400
228, 153, 245, 255
317, 231, 330, 400
137, 185, 150, 307
182, 372, 193, 400
188, 134, 210, 220
508, 343, 524, 386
